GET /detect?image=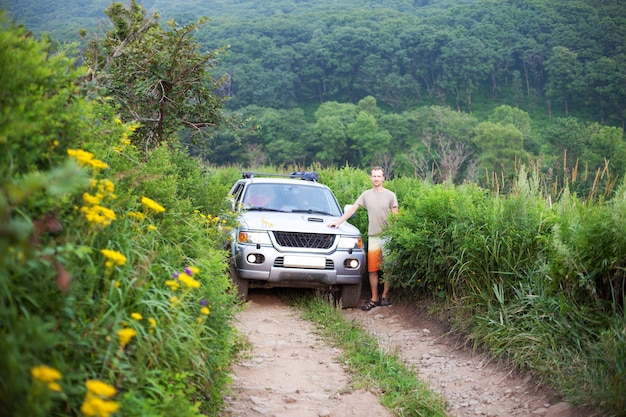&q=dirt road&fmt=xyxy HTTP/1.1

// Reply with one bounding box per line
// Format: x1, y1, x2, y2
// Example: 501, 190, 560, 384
221, 290, 592, 417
